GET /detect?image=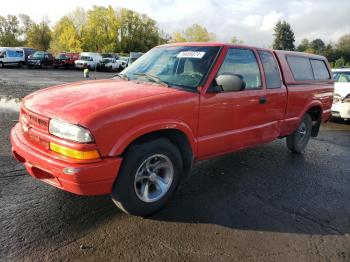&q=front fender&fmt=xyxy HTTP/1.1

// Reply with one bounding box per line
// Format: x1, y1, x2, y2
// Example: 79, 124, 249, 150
109, 119, 197, 157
